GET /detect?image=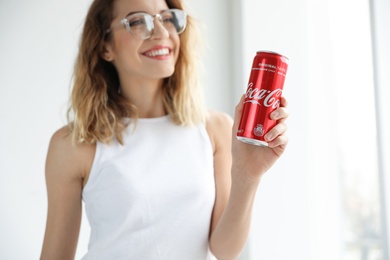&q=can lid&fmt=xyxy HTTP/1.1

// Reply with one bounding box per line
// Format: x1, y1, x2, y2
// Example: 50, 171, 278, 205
256, 50, 289, 61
